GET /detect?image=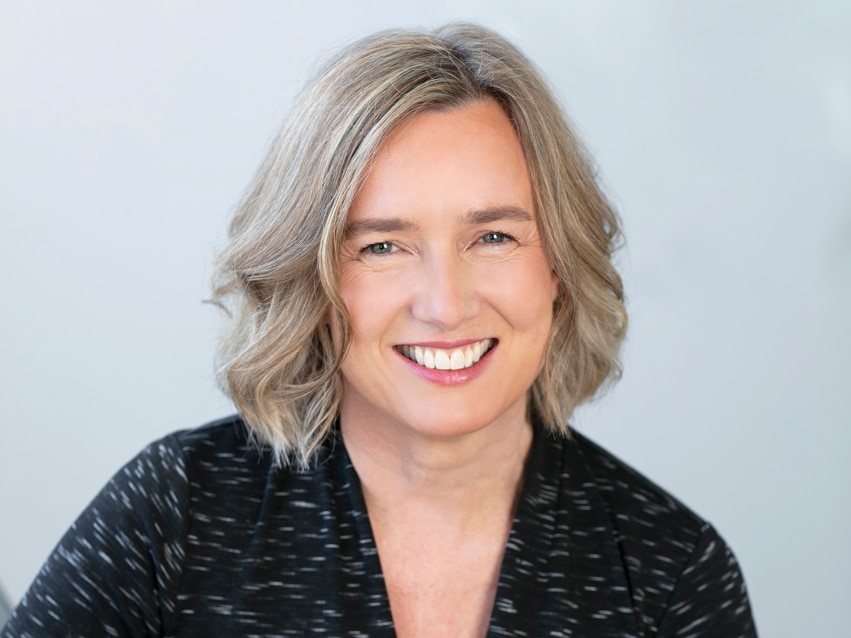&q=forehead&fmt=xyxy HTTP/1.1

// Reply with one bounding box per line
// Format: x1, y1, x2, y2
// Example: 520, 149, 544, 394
347, 99, 535, 226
